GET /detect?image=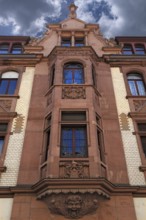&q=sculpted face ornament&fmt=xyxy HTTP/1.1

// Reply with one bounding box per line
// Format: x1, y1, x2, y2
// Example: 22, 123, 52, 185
65, 195, 83, 218
41, 192, 105, 219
